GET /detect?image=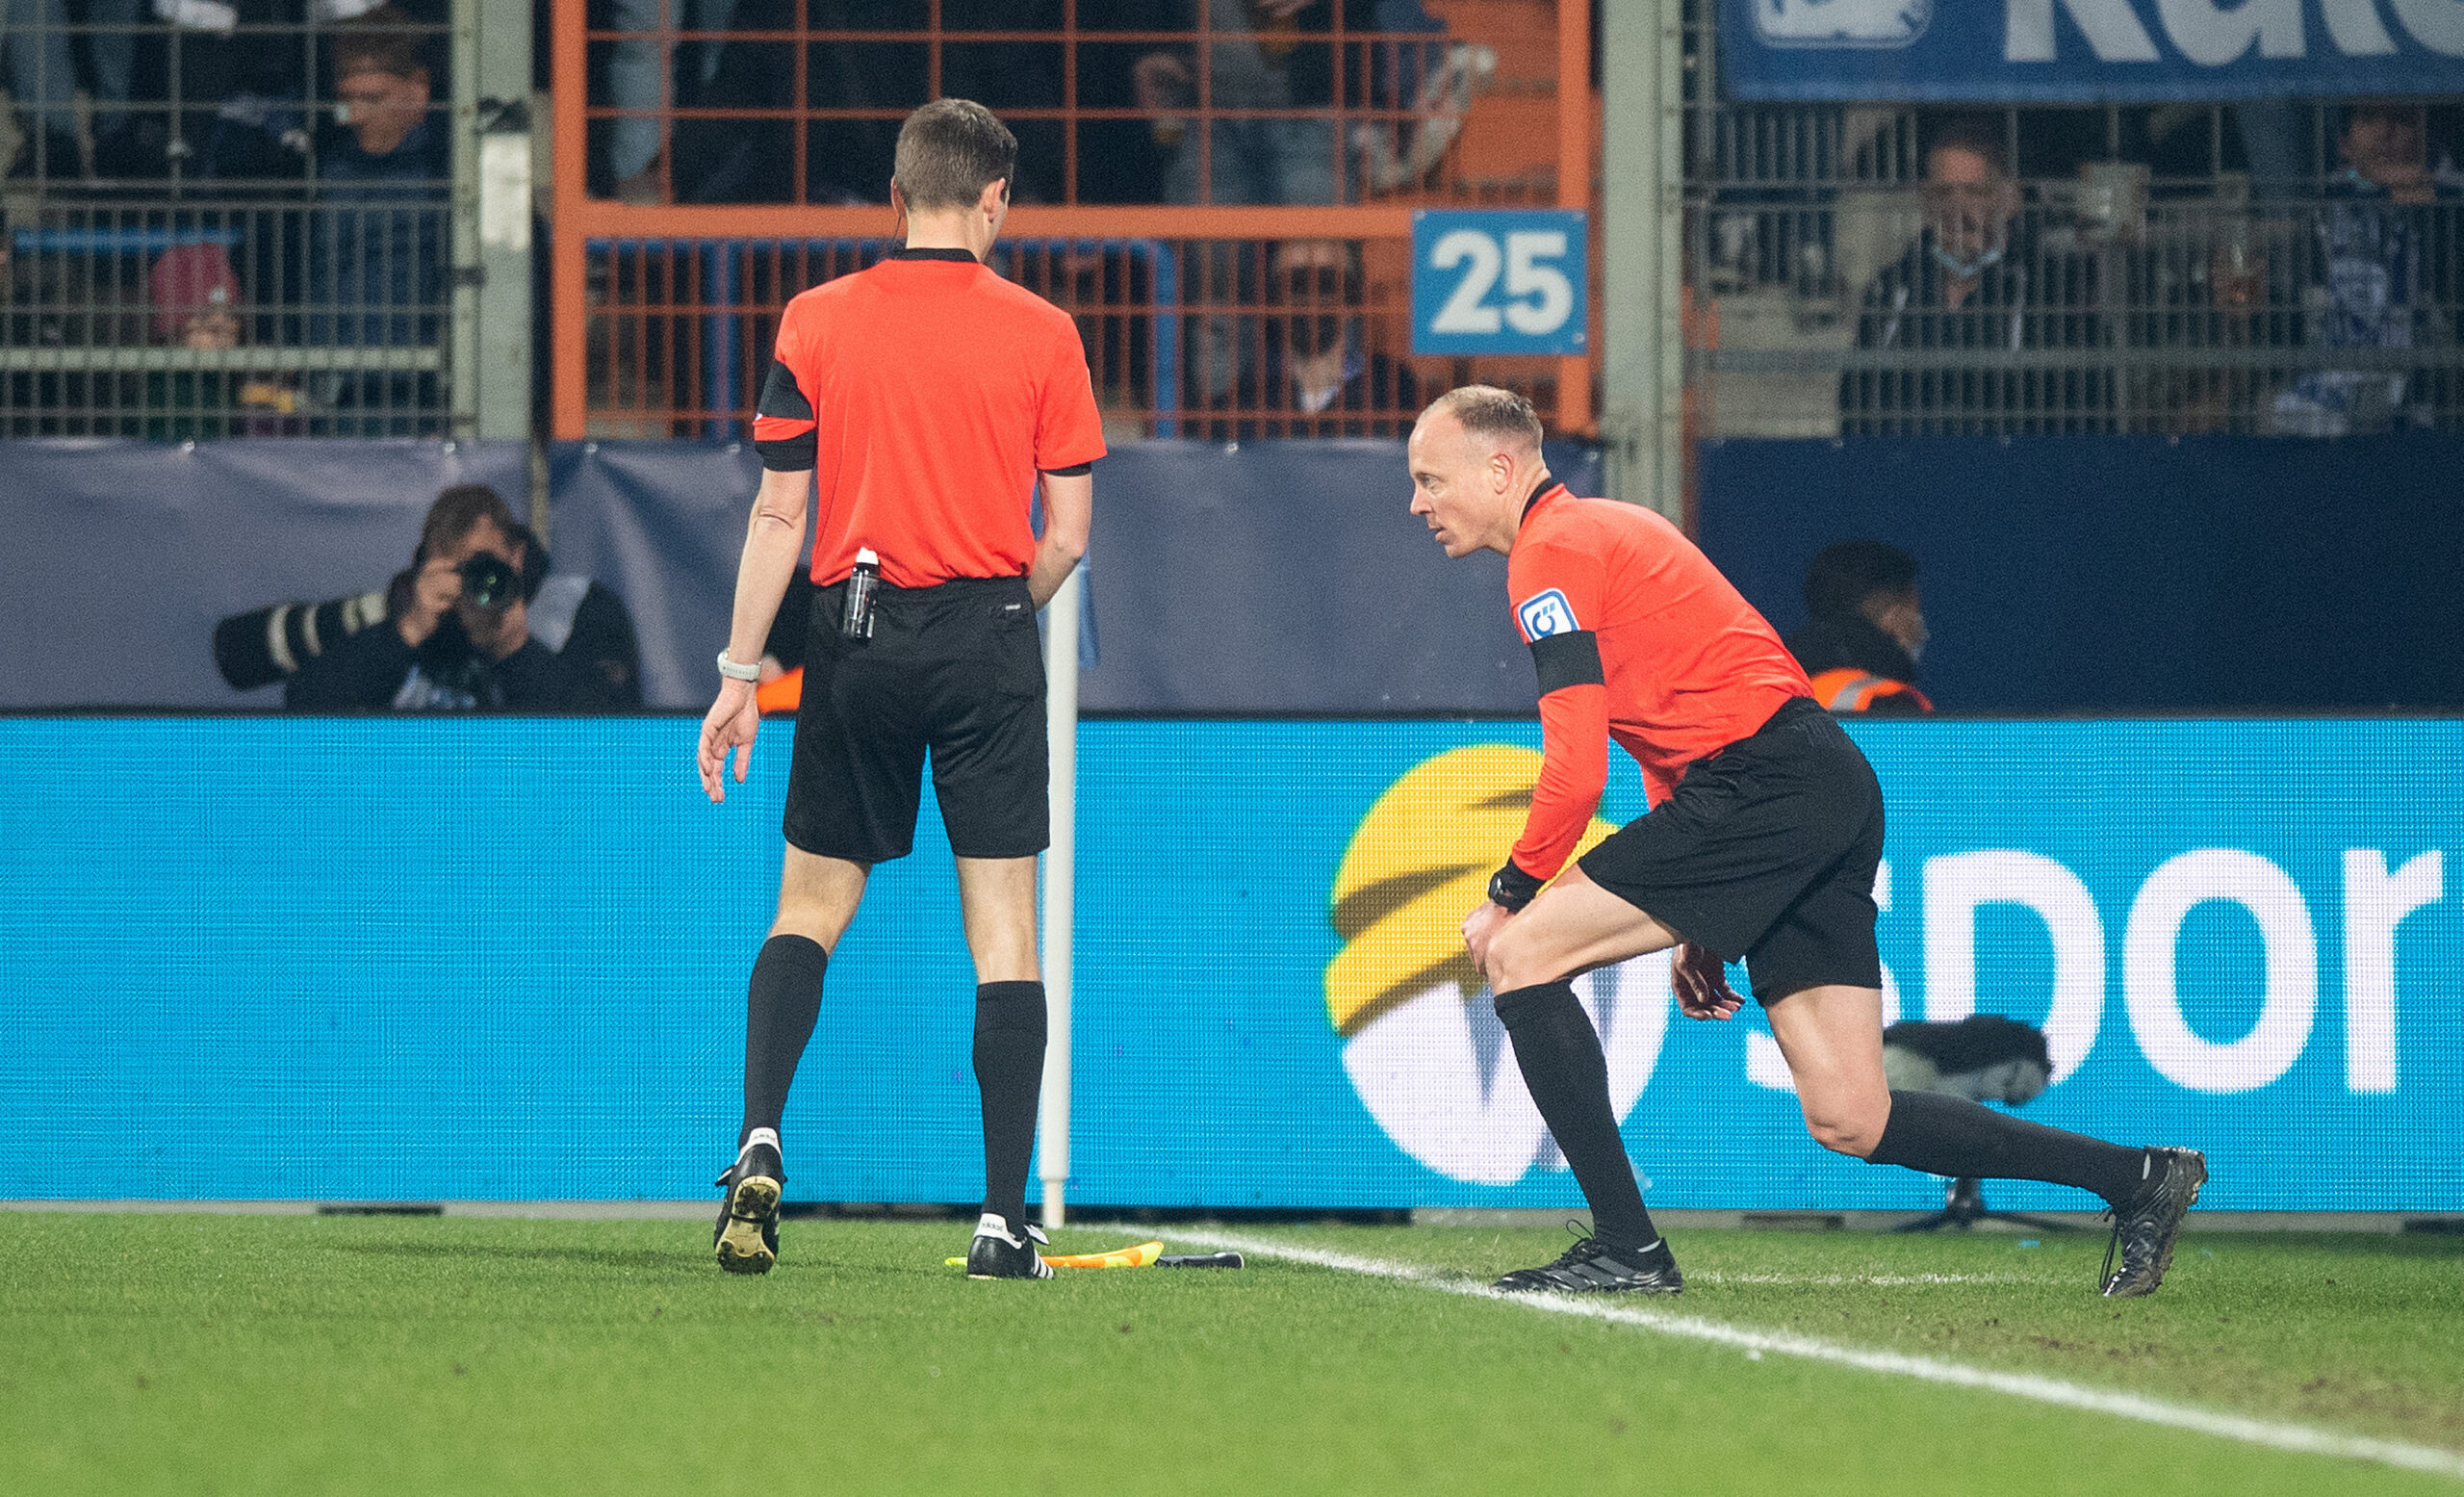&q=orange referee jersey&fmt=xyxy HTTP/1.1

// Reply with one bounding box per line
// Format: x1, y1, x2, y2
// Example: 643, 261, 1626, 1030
751, 247, 1108, 590
1506, 482, 1811, 884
